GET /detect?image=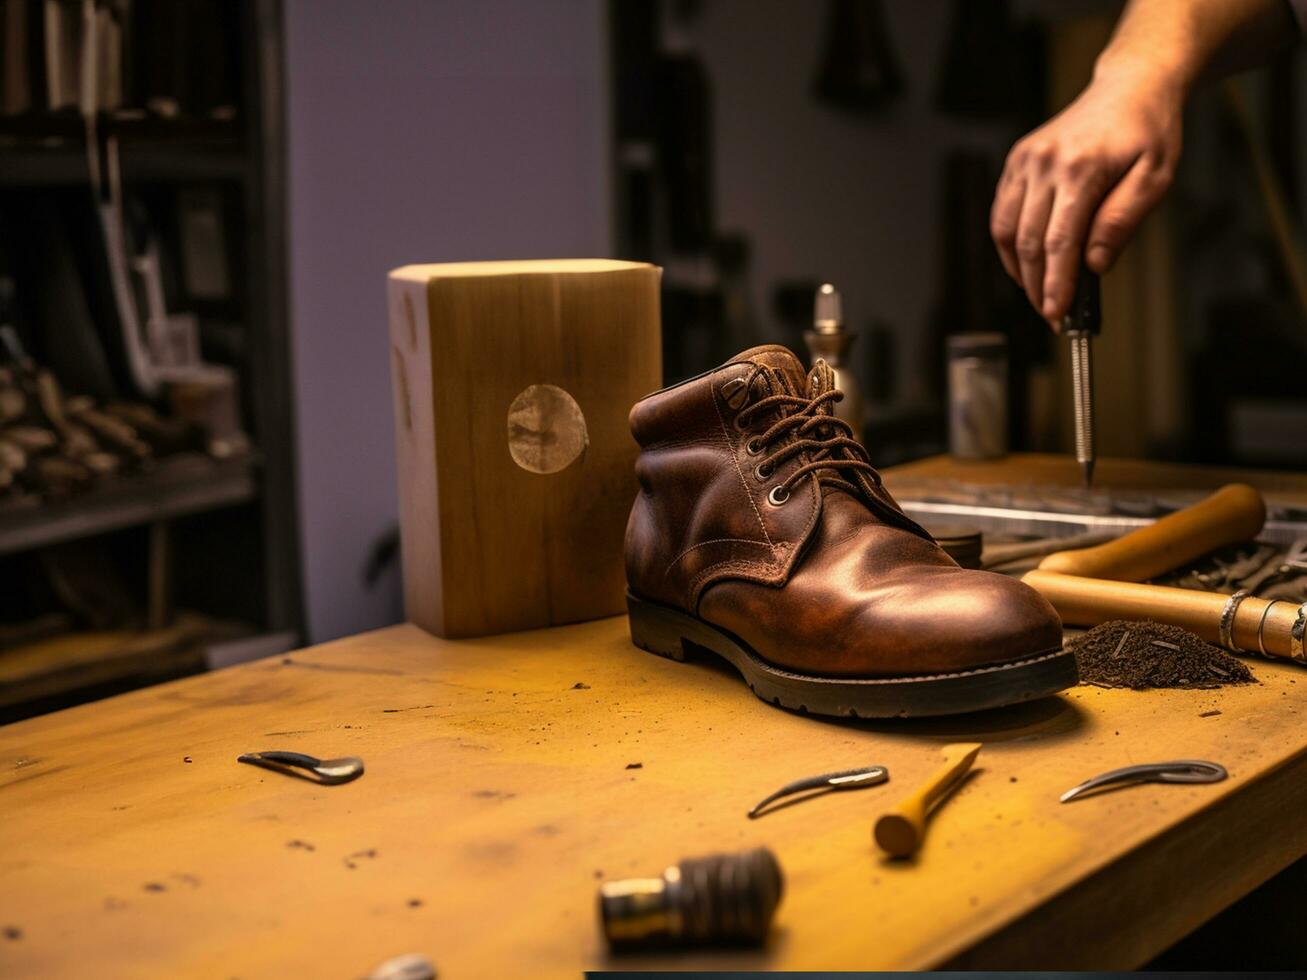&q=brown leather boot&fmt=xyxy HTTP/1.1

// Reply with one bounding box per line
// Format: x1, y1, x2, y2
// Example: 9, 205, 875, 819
624, 345, 1076, 717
